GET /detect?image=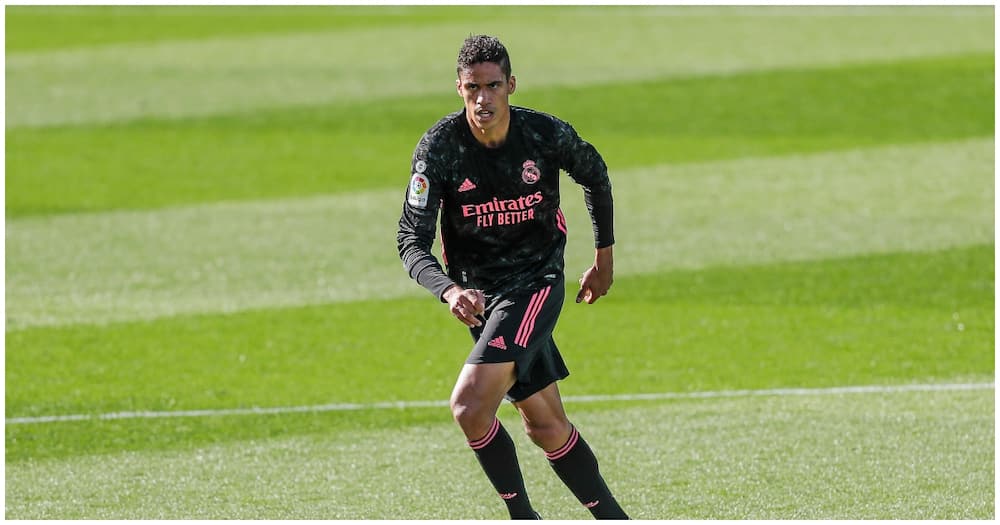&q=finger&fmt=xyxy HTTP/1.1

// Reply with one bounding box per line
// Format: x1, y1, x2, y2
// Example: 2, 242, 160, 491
587, 287, 611, 304
466, 295, 485, 324
451, 304, 475, 327
459, 302, 483, 327
455, 311, 479, 327
470, 290, 486, 315
575, 287, 587, 304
